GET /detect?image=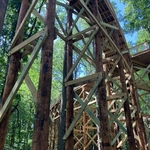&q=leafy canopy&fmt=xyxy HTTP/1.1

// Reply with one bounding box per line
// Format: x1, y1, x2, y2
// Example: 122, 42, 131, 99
121, 0, 150, 34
